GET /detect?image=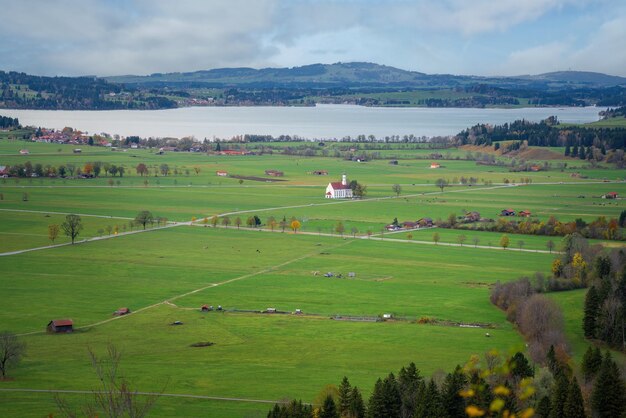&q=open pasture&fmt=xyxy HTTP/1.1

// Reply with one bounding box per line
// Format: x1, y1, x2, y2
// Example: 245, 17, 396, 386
1, 227, 533, 417
1, 139, 625, 417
